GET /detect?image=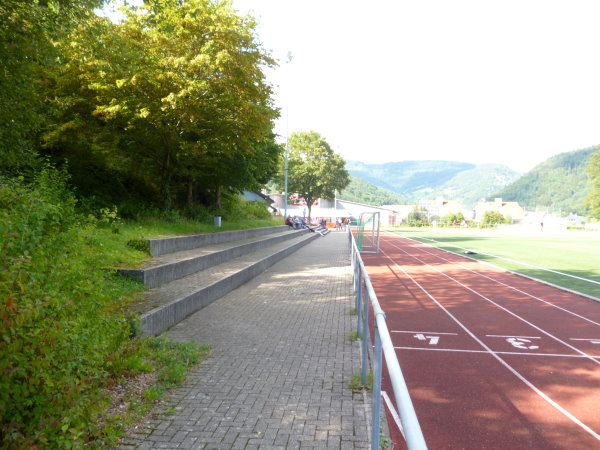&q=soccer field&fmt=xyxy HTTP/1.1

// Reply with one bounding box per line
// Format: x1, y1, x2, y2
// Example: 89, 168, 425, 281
387, 227, 600, 300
